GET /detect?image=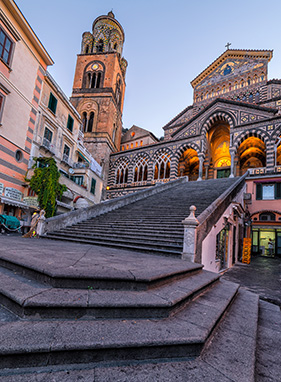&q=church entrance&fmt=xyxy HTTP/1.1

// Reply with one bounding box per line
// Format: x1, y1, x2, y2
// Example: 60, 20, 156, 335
206, 122, 231, 179
237, 137, 266, 175
178, 148, 199, 181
